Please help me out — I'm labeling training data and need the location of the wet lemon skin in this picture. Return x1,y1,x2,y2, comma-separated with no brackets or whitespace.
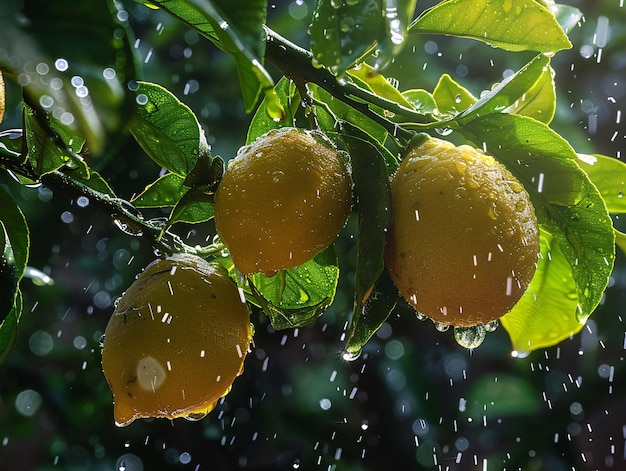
385,137,540,327
214,127,352,275
102,254,251,426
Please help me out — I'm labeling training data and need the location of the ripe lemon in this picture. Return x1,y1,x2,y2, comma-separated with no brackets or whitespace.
101,253,252,426
384,136,540,327
214,127,352,275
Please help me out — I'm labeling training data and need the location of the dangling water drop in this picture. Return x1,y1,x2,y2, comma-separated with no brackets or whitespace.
342,348,361,362
435,322,450,332
454,324,486,349
415,311,427,321
485,319,499,332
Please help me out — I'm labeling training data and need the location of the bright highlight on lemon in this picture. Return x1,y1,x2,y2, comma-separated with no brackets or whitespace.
214,127,352,276
101,254,252,426
385,136,540,327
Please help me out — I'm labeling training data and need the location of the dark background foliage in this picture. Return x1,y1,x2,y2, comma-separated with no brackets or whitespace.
1,1,625,470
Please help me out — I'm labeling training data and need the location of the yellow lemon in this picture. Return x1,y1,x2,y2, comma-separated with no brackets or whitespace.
214,127,352,275
385,136,540,327
101,253,252,426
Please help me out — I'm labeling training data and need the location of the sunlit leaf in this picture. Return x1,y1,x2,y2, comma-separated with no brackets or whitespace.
402,89,437,114
133,173,188,208
248,246,339,330
348,63,413,109
458,54,552,125
577,154,626,214
310,84,388,144
309,0,381,76
432,74,477,117
247,77,298,145
410,0,572,53
129,82,209,177
501,231,583,353
460,114,615,328
506,65,556,124
0,0,136,156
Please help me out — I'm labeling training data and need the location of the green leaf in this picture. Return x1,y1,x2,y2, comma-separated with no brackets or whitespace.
458,54,552,125
344,268,399,357
342,124,392,302
133,173,189,208
310,84,388,144
0,221,18,322
506,65,556,124
0,186,29,282
460,114,615,328
347,63,414,109
501,230,583,353
0,0,136,156
146,0,274,113
401,89,437,114
129,82,209,177
24,105,84,177
410,0,572,53
432,74,477,117
577,154,626,214
550,3,583,34
167,187,215,226
0,291,22,364
309,0,381,76
615,230,626,257
246,77,298,145
248,246,339,330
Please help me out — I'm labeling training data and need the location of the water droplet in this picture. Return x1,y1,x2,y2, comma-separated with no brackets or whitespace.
98,334,106,348
415,311,427,321
435,322,450,332
342,349,361,361
435,127,453,136
484,319,499,332
185,411,209,421
454,324,486,349
618,191,623,199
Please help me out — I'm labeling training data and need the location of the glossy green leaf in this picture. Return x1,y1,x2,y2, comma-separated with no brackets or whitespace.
460,114,615,332
310,84,388,144
309,0,381,76
402,89,437,114
501,231,583,353
248,246,339,330
348,65,413,110
344,268,399,357
550,3,583,34
0,291,22,364
133,173,188,208
167,187,214,226
129,82,209,177
506,65,556,124
410,0,572,53
146,0,274,113
0,0,136,156
615,230,626,257
577,154,626,214
0,221,18,322
24,105,84,177
458,54,552,125
246,77,298,145
0,186,29,282
432,74,477,117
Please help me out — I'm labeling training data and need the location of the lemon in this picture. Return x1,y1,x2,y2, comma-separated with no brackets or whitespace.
101,253,252,426
214,127,352,275
384,136,540,327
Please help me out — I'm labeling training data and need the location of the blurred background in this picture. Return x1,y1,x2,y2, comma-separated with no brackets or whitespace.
1,1,625,469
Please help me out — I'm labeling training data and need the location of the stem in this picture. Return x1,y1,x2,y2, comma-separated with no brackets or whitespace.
264,27,422,143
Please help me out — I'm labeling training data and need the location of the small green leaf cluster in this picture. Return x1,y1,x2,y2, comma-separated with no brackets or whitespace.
0,0,624,362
